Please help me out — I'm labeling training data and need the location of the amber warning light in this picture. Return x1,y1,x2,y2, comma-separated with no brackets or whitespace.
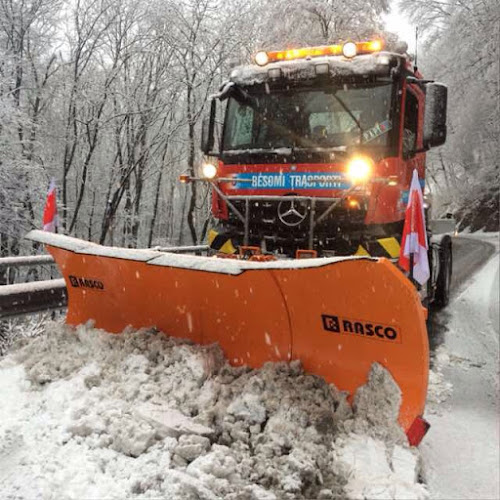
254,40,385,66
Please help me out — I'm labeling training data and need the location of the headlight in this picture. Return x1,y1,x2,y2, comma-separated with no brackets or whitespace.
201,162,217,179
342,42,357,58
346,157,373,184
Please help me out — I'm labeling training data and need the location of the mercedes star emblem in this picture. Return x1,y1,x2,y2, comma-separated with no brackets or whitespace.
277,198,308,227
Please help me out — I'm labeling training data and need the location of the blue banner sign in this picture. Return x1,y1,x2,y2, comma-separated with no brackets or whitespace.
233,172,351,190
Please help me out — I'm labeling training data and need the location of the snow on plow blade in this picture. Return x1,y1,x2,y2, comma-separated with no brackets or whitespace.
26,230,429,435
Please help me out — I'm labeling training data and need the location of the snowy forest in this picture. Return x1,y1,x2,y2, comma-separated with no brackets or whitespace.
0,0,498,260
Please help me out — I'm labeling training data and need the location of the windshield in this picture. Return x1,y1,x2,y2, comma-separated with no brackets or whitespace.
222,82,394,152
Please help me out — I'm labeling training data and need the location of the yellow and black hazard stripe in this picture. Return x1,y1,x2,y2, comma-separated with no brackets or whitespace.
355,237,401,259
208,229,237,254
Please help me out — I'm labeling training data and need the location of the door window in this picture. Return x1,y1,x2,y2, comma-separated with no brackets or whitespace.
403,89,418,157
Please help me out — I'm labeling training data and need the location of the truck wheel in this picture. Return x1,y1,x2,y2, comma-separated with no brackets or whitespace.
434,239,452,308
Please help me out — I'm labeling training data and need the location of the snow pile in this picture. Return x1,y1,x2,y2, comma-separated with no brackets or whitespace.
0,321,428,499
334,435,427,500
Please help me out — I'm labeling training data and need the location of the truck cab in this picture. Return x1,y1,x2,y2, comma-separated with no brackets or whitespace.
198,40,447,259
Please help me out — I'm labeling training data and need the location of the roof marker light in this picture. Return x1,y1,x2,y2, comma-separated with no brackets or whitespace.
342,42,357,58
315,63,329,75
369,39,383,51
377,55,391,65
253,40,385,66
255,51,269,66
268,67,282,79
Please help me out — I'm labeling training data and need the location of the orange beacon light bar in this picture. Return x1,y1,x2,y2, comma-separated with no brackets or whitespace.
254,39,385,66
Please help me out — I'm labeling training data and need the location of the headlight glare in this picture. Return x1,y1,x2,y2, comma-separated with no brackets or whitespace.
346,157,373,184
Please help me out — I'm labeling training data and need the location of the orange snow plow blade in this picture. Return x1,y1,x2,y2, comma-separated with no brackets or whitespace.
27,230,429,433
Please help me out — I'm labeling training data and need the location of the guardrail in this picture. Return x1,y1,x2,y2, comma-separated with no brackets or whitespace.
0,279,67,318
0,255,55,269
0,255,67,319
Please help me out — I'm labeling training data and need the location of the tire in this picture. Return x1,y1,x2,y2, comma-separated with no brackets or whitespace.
434,239,452,308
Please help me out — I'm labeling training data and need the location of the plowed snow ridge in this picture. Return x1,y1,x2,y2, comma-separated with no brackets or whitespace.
0,322,427,499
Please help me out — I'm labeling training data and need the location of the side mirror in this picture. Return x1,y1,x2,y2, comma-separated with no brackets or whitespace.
201,99,216,154
423,83,447,149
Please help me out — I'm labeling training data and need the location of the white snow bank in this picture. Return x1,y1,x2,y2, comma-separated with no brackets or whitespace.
334,434,428,500
0,321,427,499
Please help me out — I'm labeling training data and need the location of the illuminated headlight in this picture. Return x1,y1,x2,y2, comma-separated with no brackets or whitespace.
346,157,373,184
201,162,217,179
255,51,269,66
342,42,357,58
347,198,360,209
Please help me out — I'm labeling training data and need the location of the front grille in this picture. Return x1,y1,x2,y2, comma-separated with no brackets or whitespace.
227,199,366,234
221,198,366,255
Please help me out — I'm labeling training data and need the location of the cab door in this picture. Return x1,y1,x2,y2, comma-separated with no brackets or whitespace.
402,83,426,186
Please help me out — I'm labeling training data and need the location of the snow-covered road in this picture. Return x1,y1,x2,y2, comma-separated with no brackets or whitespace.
423,233,499,499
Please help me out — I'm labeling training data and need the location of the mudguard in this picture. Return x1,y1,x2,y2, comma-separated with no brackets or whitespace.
26,230,428,433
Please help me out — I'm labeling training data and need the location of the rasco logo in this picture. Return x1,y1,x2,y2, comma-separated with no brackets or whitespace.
321,314,401,343
68,275,104,290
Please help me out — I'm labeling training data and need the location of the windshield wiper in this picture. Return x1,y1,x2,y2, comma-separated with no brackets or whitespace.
330,92,364,145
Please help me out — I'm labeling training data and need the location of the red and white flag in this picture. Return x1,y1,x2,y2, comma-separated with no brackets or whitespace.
42,178,58,232
399,169,429,285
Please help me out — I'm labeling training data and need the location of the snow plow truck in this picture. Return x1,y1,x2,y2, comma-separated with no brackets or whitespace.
27,39,451,446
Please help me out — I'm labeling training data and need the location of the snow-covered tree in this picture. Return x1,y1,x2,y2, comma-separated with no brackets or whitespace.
400,0,499,230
